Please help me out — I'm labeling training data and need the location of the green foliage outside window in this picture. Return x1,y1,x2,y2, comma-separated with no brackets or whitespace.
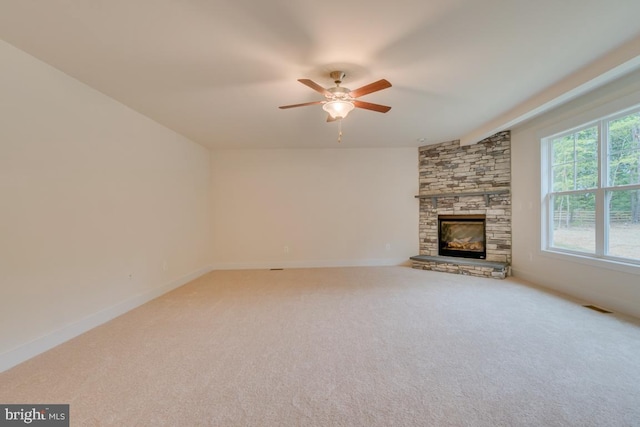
608,112,640,221
551,112,640,226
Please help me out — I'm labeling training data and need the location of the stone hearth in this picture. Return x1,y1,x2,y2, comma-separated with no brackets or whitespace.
412,131,511,279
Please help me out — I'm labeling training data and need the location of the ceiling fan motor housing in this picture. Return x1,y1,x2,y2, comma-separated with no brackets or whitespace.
327,86,351,100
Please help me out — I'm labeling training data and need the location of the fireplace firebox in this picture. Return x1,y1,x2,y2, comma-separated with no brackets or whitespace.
438,215,486,259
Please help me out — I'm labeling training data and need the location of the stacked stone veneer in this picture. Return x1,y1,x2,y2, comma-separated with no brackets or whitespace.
413,131,511,278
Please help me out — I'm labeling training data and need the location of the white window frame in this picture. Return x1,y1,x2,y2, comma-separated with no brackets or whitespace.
541,103,640,270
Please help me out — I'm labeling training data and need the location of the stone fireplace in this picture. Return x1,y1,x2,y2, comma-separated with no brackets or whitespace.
411,131,511,279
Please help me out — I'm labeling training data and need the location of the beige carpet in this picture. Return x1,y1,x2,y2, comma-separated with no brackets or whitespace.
1,267,640,426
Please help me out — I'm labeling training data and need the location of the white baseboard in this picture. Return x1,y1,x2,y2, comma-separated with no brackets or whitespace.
211,258,411,270
0,265,213,373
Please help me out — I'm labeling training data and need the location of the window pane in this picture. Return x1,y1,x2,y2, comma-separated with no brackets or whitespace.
551,193,595,253
608,111,640,187
552,135,574,165
607,189,640,260
551,127,598,191
552,164,572,192
552,135,575,191
575,128,598,189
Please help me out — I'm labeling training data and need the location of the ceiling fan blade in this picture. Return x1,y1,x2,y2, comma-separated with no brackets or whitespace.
298,79,331,96
353,100,391,113
349,79,392,98
279,100,324,109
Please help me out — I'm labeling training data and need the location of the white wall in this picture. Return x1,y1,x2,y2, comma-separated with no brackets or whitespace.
511,68,640,318
0,40,212,371
211,148,418,269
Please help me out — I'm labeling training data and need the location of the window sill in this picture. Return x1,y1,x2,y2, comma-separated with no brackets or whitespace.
541,248,640,276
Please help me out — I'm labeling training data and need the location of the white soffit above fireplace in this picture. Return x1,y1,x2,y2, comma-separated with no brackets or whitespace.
460,38,640,146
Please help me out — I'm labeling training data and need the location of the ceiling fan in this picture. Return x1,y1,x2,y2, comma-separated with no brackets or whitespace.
279,71,392,121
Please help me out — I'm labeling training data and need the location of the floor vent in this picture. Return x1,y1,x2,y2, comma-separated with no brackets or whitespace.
583,304,612,314
270,268,284,271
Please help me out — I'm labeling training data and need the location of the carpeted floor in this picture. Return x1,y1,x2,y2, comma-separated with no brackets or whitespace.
1,266,639,426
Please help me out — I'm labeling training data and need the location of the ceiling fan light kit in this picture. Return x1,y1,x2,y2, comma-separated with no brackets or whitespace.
322,99,355,119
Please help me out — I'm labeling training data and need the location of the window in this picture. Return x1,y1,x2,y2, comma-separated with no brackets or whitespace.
542,105,640,264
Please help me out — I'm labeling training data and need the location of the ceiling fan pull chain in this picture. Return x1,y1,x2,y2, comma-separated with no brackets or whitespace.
338,118,343,143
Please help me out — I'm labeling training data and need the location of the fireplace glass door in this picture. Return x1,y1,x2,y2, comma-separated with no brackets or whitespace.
438,215,486,259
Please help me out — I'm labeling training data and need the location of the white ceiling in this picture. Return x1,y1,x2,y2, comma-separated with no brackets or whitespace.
2,0,640,149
